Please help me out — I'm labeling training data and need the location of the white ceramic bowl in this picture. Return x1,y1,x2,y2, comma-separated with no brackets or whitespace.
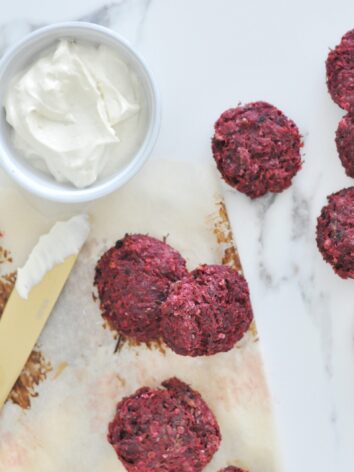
0,22,160,203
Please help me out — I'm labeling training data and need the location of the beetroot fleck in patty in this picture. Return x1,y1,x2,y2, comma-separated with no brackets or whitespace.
212,101,302,199
94,234,187,342
336,112,354,177
326,29,354,111
316,187,354,278
219,467,248,472
108,377,221,472
161,264,253,357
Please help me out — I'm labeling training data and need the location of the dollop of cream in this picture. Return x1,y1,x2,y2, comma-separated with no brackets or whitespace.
16,214,90,299
5,39,140,188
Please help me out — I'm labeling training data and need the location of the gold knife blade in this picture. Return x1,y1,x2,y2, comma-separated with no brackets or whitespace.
0,254,77,409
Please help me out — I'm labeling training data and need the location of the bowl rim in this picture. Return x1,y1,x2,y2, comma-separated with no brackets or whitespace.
0,21,161,203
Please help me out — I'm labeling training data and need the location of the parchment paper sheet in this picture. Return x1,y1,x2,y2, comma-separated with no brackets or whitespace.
0,160,281,472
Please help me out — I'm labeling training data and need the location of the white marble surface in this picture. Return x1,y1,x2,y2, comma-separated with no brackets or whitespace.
1,0,354,470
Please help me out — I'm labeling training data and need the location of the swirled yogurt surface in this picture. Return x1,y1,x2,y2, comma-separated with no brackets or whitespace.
5,39,141,188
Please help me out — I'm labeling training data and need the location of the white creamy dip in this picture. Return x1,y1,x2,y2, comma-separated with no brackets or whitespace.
5,39,140,188
16,214,90,299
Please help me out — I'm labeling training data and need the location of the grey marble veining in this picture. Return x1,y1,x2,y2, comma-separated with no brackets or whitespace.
0,0,153,56
81,0,153,44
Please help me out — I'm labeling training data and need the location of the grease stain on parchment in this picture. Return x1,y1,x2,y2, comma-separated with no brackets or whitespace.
52,361,69,380
210,200,242,272
209,199,258,339
0,232,52,409
9,351,52,410
0,237,16,316
102,319,167,355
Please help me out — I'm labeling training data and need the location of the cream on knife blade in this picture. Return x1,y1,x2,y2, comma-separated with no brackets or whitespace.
0,214,90,409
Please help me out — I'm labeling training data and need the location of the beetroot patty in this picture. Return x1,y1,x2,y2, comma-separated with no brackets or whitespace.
108,377,221,472
212,101,302,199
326,29,354,111
94,234,187,342
336,112,354,177
316,187,354,278
161,264,253,357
